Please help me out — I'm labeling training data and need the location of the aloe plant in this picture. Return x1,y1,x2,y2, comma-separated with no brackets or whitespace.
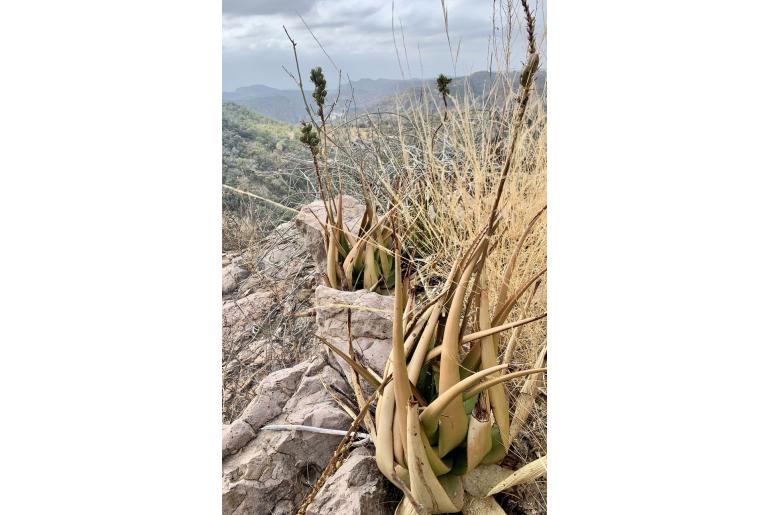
312,191,397,293
297,66,398,294
370,3,546,499
364,220,546,513
311,216,547,514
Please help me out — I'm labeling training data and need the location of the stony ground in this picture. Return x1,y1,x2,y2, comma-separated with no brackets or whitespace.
222,198,402,515
222,220,316,424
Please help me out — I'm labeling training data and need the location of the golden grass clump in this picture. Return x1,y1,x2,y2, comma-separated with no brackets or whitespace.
384,69,547,317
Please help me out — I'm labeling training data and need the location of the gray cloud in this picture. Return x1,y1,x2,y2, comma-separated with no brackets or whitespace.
223,0,316,16
223,0,546,91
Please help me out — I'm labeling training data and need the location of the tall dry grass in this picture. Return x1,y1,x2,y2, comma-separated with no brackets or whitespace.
240,1,548,510
297,57,549,515
374,71,548,512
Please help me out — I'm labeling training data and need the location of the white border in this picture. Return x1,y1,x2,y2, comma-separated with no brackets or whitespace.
2,1,770,513
549,1,770,512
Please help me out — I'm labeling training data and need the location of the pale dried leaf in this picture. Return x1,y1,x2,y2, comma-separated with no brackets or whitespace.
487,455,547,495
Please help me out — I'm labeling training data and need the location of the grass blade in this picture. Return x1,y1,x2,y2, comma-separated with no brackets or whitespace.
487,455,547,495
316,335,381,388
462,367,547,399
509,341,547,443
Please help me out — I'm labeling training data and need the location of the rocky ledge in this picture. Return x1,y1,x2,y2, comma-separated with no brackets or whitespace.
222,197,399,514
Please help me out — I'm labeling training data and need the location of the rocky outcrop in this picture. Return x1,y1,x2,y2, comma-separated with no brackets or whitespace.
222,291,275,347
222,361,309,457
223,254,250,295
222,197,400,515
314,285,394,391
305,447,398,515
222,356,356,515
222,218,316,423
254,220,312,280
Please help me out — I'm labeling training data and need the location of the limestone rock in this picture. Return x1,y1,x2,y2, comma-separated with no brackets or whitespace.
222,420,256,458
222,212,317,423
305,447,398,515
222,290,275,348
223,262,249,295
254,220,312,280
223,361,309,457
239,361,308,430
222,356,358,515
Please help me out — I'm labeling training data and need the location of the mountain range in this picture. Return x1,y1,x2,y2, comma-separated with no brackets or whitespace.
223,71,545,124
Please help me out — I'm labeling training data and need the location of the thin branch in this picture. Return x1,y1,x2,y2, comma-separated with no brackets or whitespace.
260,424,370,442
282,26,320,131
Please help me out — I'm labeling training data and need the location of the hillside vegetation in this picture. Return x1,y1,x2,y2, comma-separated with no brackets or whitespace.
222,102,314,249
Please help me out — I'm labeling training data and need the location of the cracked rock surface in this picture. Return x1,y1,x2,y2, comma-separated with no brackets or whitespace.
305,447,399,515
222,212,316,423
222,356,354,515
223,260,249,295
223,197,399,515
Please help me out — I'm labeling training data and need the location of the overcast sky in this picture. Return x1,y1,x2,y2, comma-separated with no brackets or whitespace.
223,0,546,92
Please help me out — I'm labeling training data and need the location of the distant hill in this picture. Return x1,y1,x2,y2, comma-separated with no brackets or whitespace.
366,70,547,111
223,86,308,124
224,71,545,124
223,77,424,124
461,70,546,98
